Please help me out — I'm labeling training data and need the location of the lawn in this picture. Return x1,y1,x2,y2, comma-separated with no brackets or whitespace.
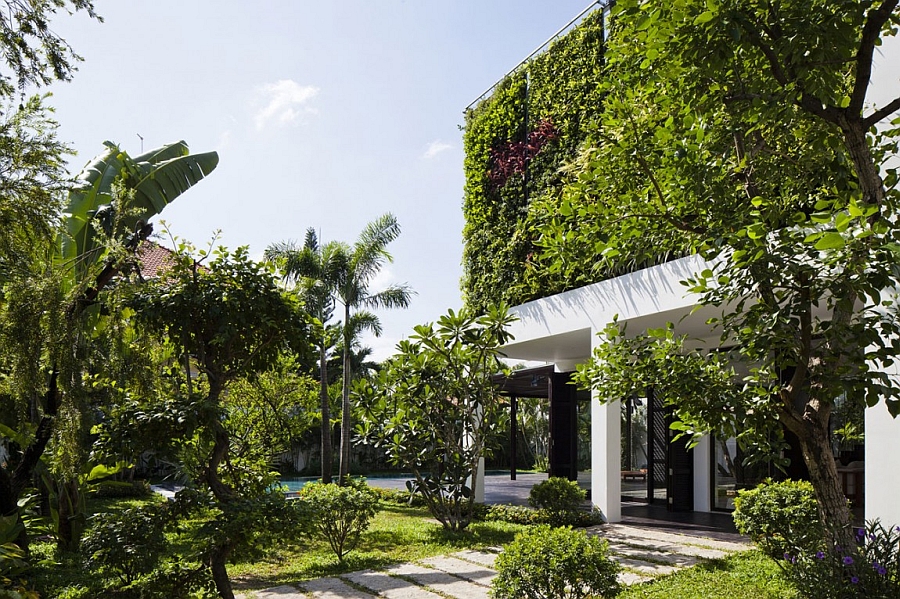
27,493,798,599
619,551,797,599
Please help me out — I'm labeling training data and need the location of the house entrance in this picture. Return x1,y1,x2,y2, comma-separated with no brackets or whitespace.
622,390,693,511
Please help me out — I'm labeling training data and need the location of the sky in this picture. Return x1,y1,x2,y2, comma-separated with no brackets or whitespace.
45,0,599,360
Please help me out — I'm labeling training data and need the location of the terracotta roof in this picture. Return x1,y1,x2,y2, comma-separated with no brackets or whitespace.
136,241,177,279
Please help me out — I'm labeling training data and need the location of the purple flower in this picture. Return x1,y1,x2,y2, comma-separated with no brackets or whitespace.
783,552,792,562
816,551,825,560
843,556,854,565
875,564,887,576
851,576,859,584
857,528,865,538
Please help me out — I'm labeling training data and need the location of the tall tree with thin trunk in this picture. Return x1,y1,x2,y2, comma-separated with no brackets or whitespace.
266,229,348,483
336,214,413,485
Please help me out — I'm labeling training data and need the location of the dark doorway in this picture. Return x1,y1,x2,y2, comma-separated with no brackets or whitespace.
494,366,583,483
548,372,578,480
622,389,693,511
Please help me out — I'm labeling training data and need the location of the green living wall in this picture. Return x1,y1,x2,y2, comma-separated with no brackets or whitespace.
462,8,687,313
462,10,609,313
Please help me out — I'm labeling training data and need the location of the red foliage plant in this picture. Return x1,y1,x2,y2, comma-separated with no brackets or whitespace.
488,118,558,190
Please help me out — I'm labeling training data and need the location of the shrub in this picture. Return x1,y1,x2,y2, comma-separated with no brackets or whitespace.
782,520,900,598
94,480,152,498
732,479,822,560
131,560,218,599
82,505,168,585
366,486,427,508
298,479,379,561
480,504,604,528
491,525,621,599
528,477,587,526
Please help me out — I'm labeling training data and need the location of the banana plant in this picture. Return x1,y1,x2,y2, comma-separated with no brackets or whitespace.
0,140,218,553
59,140,219,280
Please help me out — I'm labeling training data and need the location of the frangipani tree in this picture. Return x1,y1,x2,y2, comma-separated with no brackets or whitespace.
356,306,515,531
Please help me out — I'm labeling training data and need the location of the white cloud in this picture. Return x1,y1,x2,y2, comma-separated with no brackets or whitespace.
253,80,320,130
422,140,452,159
368,266,394,293
216,130,232,151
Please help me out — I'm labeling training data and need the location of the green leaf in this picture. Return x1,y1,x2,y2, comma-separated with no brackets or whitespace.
813,232,845,250
694,11,715,24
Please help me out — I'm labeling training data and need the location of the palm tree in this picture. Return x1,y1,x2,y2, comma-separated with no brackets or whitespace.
266,229,348,483
336,213,413,484
267,214,413,485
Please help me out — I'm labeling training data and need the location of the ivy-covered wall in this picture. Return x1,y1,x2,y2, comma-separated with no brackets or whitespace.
462,10,608,313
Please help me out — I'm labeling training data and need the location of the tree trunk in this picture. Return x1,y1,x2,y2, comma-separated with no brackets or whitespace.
339,306,352,486
56,478,83,554
786,406,855,549
319,344,332,484
209,543,235,599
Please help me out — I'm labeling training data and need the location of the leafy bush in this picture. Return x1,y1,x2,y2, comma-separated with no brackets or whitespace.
782,520,900,598
366,486,427,508
528,477,587,526
733,479,822,560
82,505,168,585
491,525,621,599
94,480,152,499
131,560,217,599
480,504,604,528
298,479,379,561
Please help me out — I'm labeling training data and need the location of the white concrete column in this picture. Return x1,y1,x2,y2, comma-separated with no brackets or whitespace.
592,393,621,522
473,457,485,503
692,435,712,512
866,402,900,527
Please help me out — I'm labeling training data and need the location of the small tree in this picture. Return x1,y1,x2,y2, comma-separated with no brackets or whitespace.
357,305,515,531
128,241,309,599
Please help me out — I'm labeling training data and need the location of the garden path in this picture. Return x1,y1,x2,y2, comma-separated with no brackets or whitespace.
235,522,751,598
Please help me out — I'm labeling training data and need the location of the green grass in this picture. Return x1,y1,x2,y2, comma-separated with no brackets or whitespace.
229,503,527,590
26,494,800,599
27,498,528,596
619,550,798,599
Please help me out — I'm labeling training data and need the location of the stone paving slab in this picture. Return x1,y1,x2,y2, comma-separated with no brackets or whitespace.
451,549,498,568
252,585,308,598
617,571,653,586
611,556,681,577
420,555,496,587
387,563,491,599
607,542,702,567
343,569,444,599
301,577,377,598
599,524,750,552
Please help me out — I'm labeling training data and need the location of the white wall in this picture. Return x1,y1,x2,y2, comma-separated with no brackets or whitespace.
866,358,900,527
693,436,712,512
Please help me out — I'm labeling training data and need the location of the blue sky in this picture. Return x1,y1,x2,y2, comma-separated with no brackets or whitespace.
48,0,598,359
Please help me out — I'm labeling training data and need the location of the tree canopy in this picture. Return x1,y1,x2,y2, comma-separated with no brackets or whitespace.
533,0,900,545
